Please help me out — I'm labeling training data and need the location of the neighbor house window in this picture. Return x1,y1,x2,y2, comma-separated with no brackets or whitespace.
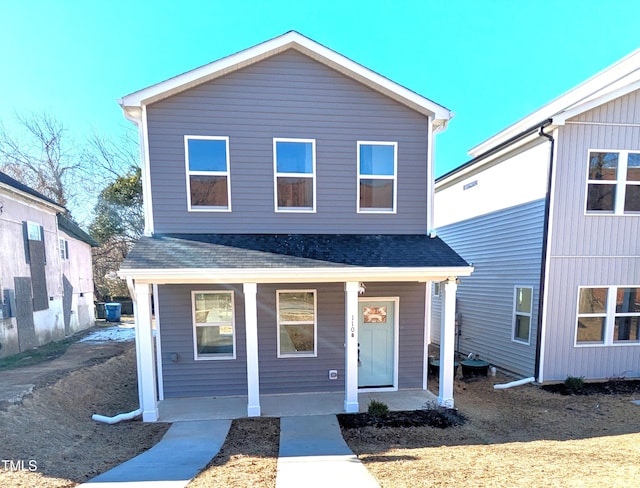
273,138,315,212
27,221,42,241
185,136,231,211
277,290,317,357
513,287,533,343
357,141,397,212
433,282,441,297
576,286,640,345
586,150,640,214
192,291,235,359
59,238,69,261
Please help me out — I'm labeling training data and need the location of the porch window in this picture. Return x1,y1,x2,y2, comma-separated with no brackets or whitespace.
576,286,639,345
192,291,236,359
513,287,532,344
273,139,315,212
277,290,317,357
357,141,397,213
185,136,231,211
586,150,640,214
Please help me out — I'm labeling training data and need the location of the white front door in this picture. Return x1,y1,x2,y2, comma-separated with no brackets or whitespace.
358,300,395,388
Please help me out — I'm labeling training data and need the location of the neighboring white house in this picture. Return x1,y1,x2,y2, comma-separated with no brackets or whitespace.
0,171,97,358
433,49,640,382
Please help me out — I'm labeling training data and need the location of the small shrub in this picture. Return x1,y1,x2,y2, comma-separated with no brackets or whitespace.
564,375,585,392
367,398,389,416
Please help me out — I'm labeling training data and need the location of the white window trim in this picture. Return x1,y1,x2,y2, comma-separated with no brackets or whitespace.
585,149,640,216
273,138,316,213
575,285,640,347
512,286,533,345
357,141,398,214
27,221,42,241
184,135,232,212
192,290,237,360
276,289,317,358
59,238,69,261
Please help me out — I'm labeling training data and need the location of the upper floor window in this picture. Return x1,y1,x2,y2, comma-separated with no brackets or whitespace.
185,136,231,211
513,287,533,344
357,141,397,213
273,138,315,212
586,150,640,214
27,221,42,241
576,286,639,345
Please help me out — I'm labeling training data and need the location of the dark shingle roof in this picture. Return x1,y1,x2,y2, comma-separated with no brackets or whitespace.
121,234,469,270
57,214,99,247
0,170,63,208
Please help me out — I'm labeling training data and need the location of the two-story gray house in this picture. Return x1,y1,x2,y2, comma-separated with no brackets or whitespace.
433,49,640,382
118,32,472,421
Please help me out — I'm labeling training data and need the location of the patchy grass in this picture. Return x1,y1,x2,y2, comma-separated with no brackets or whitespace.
0,336,78,371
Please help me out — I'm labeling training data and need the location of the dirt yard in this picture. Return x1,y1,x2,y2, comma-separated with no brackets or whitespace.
0,342,168,487
1,339,639,487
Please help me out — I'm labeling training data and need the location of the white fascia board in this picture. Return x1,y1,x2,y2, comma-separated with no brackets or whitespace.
118,266,474,285
118,31,452,126
469,50,640,157
436,129,551,191
0,184,65,214
554,76,640,125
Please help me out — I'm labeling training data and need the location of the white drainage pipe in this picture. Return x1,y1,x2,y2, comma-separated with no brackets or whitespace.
493,377,535,390
92,408,142,424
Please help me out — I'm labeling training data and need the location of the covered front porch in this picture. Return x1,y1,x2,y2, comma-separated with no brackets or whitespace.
158,389,438,422
121,234,473,422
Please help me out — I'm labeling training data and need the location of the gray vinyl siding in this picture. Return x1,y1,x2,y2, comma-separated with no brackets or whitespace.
432,200,545,377
158,284,248,398
257,283,345,394
146,50,430,234
159,281,427,397
541,90,640,380
551,91,640,258
541,258,640,381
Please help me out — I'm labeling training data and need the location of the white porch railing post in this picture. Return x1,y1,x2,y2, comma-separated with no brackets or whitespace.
134,282,158,421
344,281,359,413
438,278,457,408
244,282,261,417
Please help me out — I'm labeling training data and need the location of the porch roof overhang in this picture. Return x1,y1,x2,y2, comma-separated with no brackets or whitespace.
119,233,473,284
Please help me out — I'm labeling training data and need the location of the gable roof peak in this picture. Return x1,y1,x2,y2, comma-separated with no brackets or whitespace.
119,31,452,127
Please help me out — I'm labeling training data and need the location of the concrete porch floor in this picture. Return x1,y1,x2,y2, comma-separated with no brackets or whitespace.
158,389,438,422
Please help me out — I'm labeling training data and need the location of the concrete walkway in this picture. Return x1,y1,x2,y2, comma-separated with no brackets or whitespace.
80,419,231,487
276,415,379,487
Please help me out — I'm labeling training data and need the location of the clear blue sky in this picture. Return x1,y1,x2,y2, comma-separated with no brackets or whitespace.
2,0,639,176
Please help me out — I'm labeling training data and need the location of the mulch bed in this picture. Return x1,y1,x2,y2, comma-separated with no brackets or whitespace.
338,408,465,429
541,379,640,395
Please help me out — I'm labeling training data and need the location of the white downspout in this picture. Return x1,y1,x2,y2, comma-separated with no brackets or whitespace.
92,277,144,424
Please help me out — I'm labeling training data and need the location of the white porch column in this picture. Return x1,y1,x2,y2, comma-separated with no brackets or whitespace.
344,281,359,413
134,282,158,421
243,283,261,417
438,278,457,408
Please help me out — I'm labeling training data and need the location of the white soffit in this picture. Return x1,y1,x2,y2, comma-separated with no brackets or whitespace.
469,48,640,158
118,31,452,125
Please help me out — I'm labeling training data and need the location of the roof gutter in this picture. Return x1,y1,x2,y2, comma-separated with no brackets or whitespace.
437,118,553,184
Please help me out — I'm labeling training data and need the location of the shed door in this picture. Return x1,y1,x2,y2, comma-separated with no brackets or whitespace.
358,300,395,388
